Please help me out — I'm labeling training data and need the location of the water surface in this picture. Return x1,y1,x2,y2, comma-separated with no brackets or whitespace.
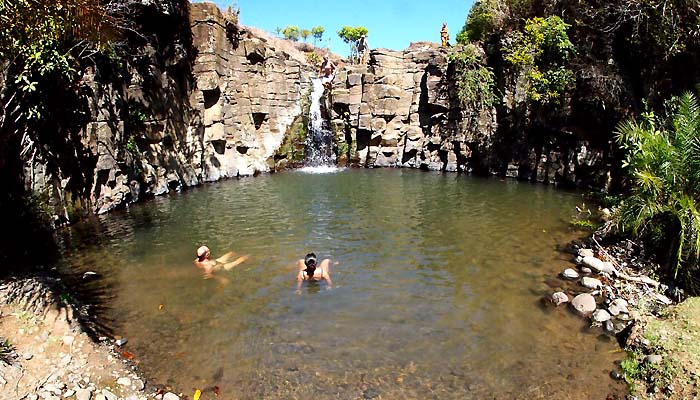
57,169,625,399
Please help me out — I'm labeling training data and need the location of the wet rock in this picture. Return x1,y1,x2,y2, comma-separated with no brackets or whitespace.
592,309,611,322
82,271,98,279
561,268,579,280
645,354,663,364
604,320,614,332
571,293,596,316
610,370,624,380
581,277,602,289
551,292,569,306
578,248,595,258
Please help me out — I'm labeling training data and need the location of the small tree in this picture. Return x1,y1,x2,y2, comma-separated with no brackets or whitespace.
301,29,311,42
282,25,300,41
275,27,282,37
337,26,368,62
311,26,325,45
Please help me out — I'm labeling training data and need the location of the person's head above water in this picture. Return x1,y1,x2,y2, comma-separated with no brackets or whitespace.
196,245,210,261
304,252,317,269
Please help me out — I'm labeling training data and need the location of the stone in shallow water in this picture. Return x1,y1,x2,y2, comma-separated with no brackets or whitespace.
592,309,611,322
561,268,579,280
604,320,614,332
551,292,569,306
571,293,596,316
163,392,180,400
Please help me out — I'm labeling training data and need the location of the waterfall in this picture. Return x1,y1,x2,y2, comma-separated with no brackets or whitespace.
303,78,336,169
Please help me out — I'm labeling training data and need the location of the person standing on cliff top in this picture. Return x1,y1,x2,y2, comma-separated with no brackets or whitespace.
319,53,337,90
194,245,249,278
440,22,449,46
357,34,369,65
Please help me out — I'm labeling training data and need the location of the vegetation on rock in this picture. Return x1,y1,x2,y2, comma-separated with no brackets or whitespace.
447,44,497,111
501,16,575,104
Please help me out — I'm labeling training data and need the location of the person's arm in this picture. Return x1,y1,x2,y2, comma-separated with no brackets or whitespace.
222,255,249,271
296,259,305,293
216,251,236,263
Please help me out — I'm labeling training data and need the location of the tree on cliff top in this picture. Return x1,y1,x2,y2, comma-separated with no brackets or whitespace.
337,26,368,62
312,26,325,45
282,26,301,41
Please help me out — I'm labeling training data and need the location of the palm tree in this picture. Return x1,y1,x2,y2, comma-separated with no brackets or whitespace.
614,91,700,290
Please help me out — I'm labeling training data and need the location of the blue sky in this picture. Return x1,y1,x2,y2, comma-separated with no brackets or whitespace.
195,0,476,57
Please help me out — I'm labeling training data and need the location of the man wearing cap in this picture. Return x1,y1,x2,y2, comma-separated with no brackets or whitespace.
194,245,248,277
296,252,332,292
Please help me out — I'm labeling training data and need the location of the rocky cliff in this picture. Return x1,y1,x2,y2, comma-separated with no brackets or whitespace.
14,1,617,224
329,45,496,173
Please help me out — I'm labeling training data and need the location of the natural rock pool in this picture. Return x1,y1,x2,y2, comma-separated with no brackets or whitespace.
57,169,626,399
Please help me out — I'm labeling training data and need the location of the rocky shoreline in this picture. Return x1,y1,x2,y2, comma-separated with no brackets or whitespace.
0,277,185,400
544,232,692,398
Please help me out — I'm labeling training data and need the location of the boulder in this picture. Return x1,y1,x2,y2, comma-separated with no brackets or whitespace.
571,293,597,316
580,277,603,289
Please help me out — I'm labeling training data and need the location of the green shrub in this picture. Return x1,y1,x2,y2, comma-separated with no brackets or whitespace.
457,0,498,44
447,44,497,110
613,91,700,291
502,16,576,104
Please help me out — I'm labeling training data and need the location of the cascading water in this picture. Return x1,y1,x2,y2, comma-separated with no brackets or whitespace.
302,78,337,170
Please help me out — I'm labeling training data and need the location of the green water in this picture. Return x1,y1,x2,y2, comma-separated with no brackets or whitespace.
57,169,625,399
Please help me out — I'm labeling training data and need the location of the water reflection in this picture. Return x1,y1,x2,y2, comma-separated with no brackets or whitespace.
56,169,625,399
